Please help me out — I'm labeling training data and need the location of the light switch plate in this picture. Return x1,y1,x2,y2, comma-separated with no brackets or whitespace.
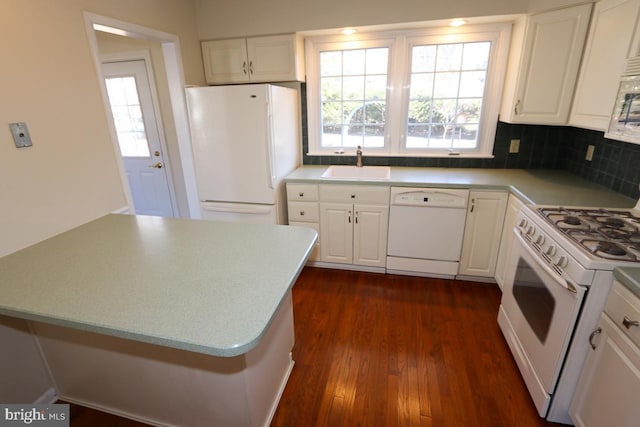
509,139,520,153
586,144,595,161
9,122,32,148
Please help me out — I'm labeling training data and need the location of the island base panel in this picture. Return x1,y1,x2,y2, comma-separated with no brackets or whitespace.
32,292,295,427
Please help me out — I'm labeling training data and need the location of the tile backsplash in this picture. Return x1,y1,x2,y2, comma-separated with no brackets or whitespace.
300,83,639,200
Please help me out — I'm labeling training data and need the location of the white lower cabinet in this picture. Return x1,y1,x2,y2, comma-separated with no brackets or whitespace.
495,194,526,290
570,280,640,426
286,183,320,262
319,185,389,270
458,191,508,279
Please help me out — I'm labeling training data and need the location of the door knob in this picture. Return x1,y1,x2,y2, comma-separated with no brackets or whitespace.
148,162,163,169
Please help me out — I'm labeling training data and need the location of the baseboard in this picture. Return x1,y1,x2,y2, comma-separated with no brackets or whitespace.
307,261,386,274
111,206,131,215
34,387,58,404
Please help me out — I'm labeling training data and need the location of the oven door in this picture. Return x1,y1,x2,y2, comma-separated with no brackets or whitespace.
498,229,586,416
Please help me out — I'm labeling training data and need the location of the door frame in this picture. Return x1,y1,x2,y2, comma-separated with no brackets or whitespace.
83,12,200,218
101,51,179,216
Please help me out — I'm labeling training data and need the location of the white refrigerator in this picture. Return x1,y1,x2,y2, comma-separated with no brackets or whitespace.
186,84,300,224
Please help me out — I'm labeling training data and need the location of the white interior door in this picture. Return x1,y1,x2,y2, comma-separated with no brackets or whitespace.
102,59,175,217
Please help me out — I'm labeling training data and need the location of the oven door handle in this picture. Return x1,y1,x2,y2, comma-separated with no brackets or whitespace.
515,229,580,295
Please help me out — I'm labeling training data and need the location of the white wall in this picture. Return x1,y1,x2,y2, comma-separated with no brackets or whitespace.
194,0,530,39
0,0,204,258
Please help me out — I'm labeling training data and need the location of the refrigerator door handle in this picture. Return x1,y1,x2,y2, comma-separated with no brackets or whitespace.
265,101,276,189
202,204,273,215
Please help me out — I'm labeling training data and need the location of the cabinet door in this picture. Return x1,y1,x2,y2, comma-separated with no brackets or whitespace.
570,0,640,130
320,203,353,264
353,204,388,268
246,35,302,82
495,195,526,290
501,4,592,124
459,191,508,278
570,314,640,427
201,39,250,84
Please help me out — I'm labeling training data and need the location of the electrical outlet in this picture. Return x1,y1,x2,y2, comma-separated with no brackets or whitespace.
586,145,595,161
509,139,520,153
9,122,32,148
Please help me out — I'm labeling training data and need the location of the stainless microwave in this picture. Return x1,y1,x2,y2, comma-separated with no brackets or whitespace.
606,57,640,144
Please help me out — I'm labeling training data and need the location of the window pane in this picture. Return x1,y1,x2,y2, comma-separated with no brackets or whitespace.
459,71,486,98
320,51,342,76
343,76,365,100
410,73,434,99
433,72,460,98
105,76,150,158
436,44,463,71
411,45,436,72
462,42,491,70
365,75,387,100
343,50,365,75
321,77,342,100
366,48,389,74
319,47,389,149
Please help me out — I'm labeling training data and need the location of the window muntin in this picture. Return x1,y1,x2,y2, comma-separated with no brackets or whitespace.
305,24,510,157
406,42,490,150
319,47,389,149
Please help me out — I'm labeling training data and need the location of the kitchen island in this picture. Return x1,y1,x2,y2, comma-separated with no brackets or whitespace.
0,214,317,426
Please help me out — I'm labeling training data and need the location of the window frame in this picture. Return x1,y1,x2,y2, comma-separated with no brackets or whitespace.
305,23,512,158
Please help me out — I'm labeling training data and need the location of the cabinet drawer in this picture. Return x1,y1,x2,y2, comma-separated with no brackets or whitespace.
288,202,319,222
319,184,390,204
287,184,319,201
605,280,640,348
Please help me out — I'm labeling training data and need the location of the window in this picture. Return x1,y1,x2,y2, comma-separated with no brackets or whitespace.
305,24,511,157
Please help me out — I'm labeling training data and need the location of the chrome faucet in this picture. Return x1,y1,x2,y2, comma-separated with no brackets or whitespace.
356,145,363,168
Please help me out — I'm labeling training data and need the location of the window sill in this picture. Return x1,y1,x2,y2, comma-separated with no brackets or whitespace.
306,152,495,159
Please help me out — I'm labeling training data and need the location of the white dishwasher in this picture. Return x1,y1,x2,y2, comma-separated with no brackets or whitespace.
386,187,469,278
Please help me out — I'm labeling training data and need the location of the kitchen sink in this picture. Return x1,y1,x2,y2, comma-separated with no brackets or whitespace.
321,165,391,180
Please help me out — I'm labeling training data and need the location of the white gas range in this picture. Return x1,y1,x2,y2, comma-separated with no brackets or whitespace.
498,200,640,424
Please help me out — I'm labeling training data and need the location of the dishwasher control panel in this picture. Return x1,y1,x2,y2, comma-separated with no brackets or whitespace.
390,187,469,208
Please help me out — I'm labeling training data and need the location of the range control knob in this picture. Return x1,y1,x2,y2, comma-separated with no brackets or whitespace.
526,225,536,236
545,245,557,257
518,218,528,228
535,235,545,246
556,255,569,269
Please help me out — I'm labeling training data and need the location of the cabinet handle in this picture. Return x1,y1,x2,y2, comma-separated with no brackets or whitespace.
355,211,358,224
351,194,356,199
622,316,640,329
589,327,602,350
348,210,352,223
514,99,520,115
299,192,304,197
470,198,475,213
249,60,254,75
299,211,305,216
242,61,247,75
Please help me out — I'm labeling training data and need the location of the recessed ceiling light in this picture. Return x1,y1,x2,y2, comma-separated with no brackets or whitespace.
341,28,356,35
449,19,467,27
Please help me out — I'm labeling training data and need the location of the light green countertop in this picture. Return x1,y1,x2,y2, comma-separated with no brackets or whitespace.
614,268,640,299
0,214,317,357
285,166,636,208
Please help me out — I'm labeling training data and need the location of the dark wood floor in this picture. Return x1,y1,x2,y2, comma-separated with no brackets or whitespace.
65,267,564,426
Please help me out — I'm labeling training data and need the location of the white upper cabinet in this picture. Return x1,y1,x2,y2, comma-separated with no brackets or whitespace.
500,4,592,125
570,0,640,130
202,34,305,85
